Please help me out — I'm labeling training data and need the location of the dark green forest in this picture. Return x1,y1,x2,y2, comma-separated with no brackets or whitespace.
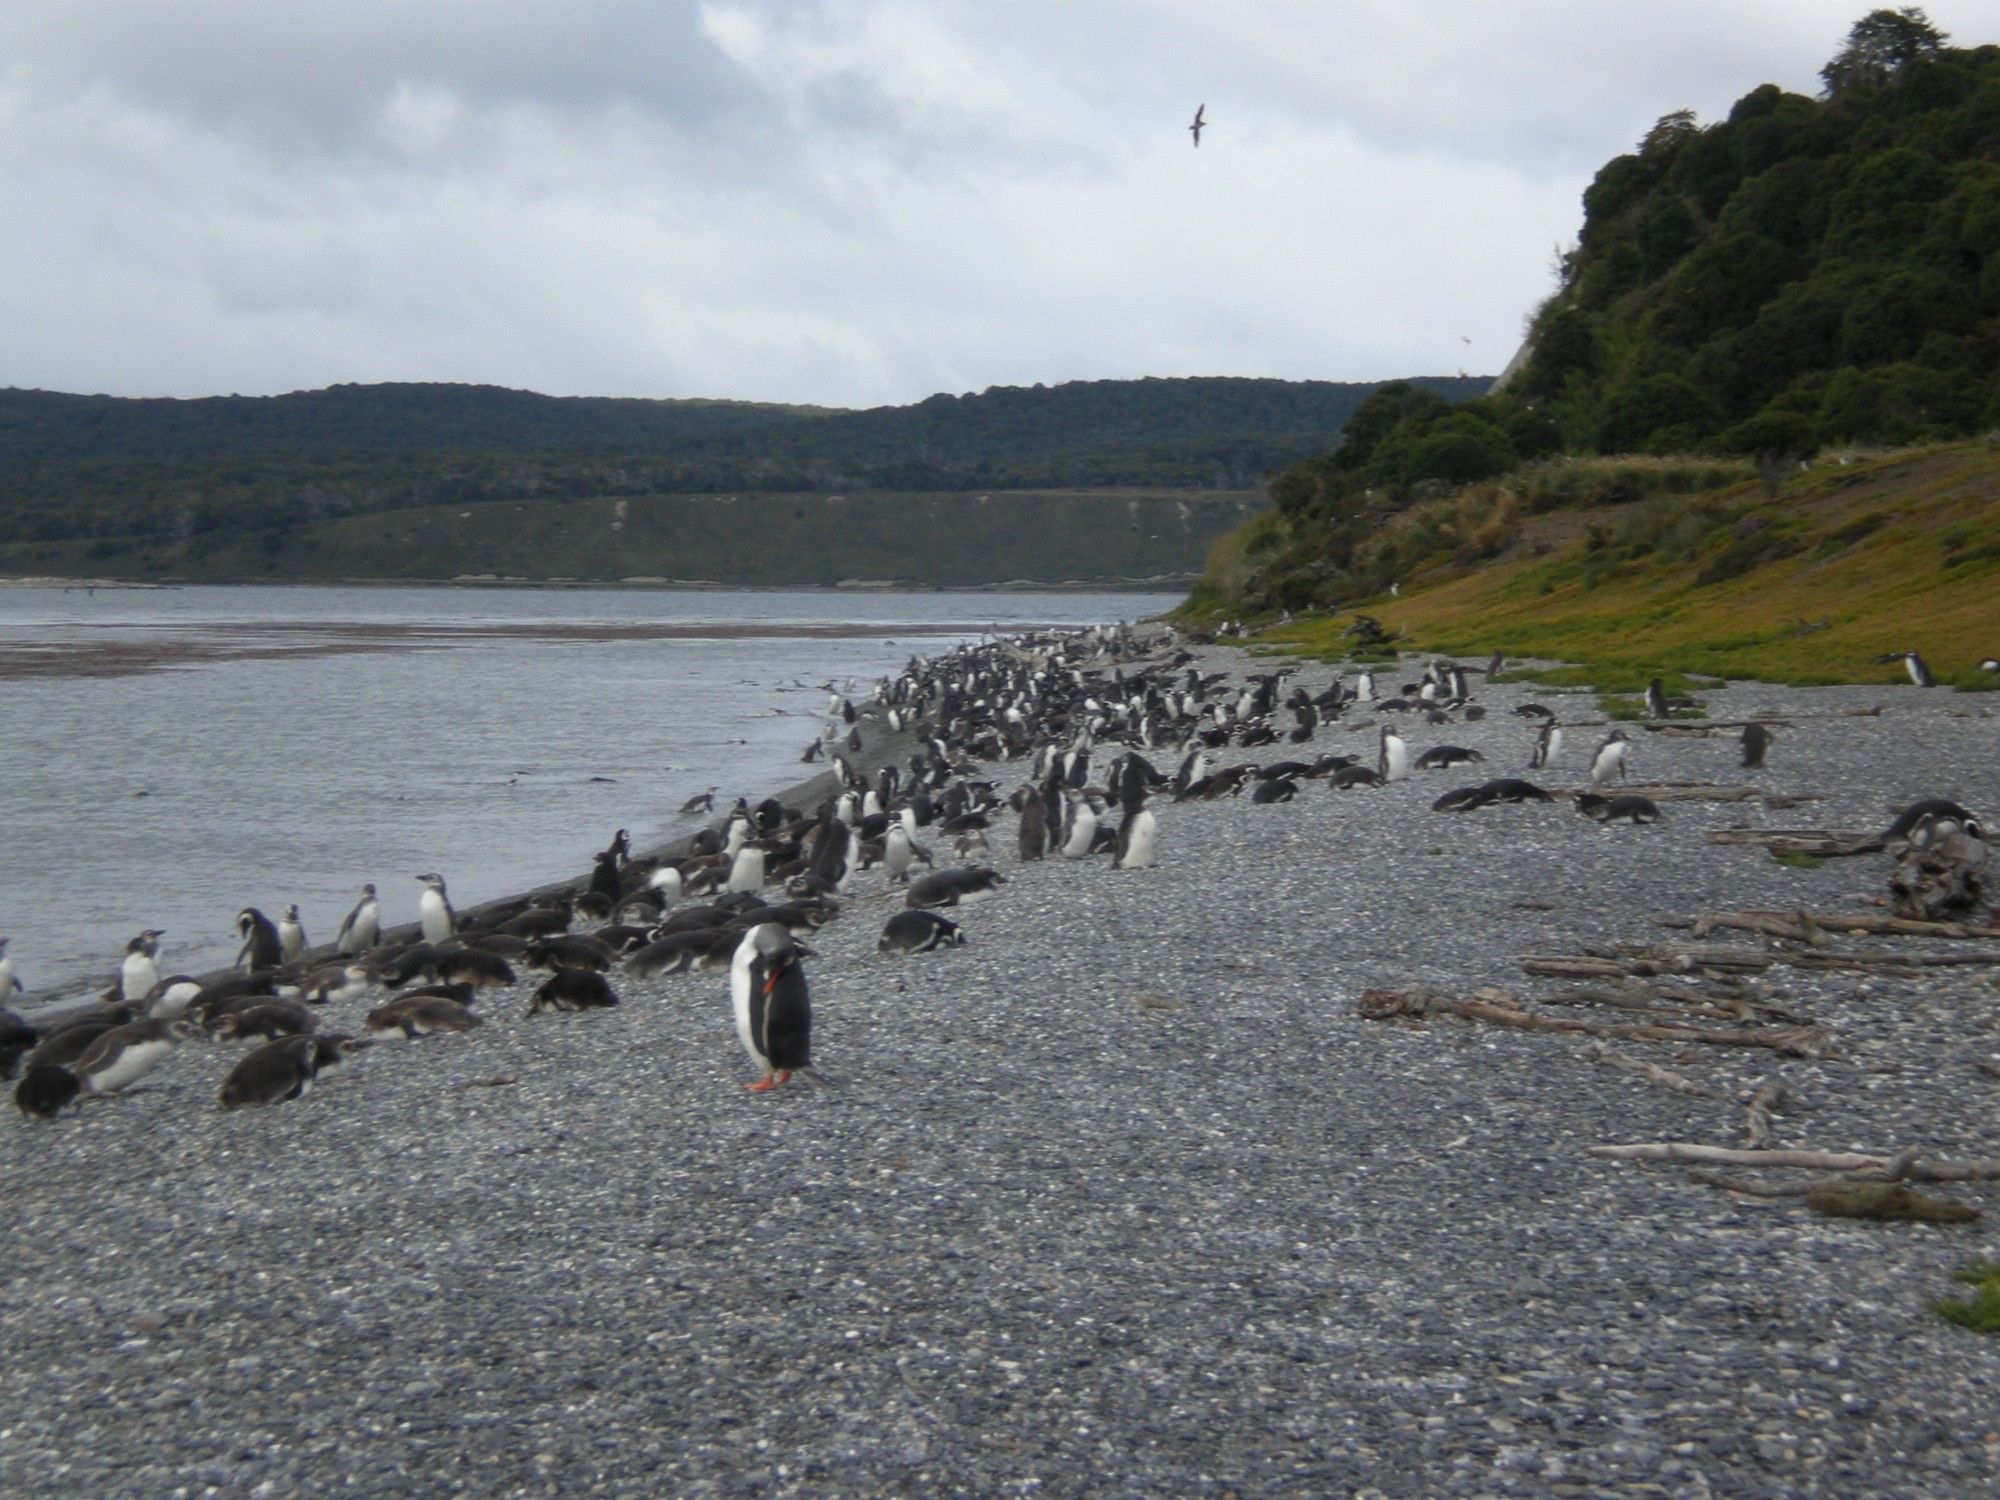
1240,8,2000,610
0,375,1485,560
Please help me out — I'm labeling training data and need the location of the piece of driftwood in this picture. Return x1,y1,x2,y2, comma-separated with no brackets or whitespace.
1785,949,2000,971
1706,828,1886,858
1691,909,1833,946
1522,946,1772,979
1743,1078,1787,1149
1588,1141,2000,1182
1577,1040,1721,1097
1891,834,1990,923
1357,987,1834,1057
1543,982,1812,1028
1686,1168,1824,1197
1556,782,1761,803
1806,1182,1980,1223
1698,909,1995,940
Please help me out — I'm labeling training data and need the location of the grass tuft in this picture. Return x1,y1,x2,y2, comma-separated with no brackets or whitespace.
1936,1261,2000,1333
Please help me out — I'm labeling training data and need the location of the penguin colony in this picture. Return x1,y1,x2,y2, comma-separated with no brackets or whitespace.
3,625,1989,1121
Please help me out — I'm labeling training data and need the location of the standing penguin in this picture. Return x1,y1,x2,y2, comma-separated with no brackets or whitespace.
1379,725,1410,783
1112,798,1158,870
1017,786,1048,861
336,884,380,955
883,823,916,885
278,905,307,964
1059,790,1098,858
1589,728,1633,785
1644,678,1669,720
416,874,455,944
1741,721,1772,770
1903,650,1936,687
725,844,766,894
0,938,22,1001
236,908,283,972
730,922,812,1092
119,930,164,1004
1530,720,1563,771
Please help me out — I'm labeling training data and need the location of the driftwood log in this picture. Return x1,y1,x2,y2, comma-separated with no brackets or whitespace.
1587,1141,2000,1182
1356,987,1836,1058
1694,909,1997,941
1706,828,1886,858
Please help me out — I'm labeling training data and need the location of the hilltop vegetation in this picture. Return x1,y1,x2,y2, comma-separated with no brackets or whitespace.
0,376,1484,577
1205,8,2000,658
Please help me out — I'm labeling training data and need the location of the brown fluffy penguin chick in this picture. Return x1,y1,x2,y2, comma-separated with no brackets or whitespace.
525,969,619,1014
218,1033,368,1109
364,995,483,1040
210,1002,319,1043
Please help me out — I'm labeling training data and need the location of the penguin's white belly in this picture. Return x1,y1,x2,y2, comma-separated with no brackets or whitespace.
83,1039,174,1094
419,893,452,943
120,956,158,1001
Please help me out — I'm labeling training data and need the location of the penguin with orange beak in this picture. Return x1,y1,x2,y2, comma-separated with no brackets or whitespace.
730,922,811,1092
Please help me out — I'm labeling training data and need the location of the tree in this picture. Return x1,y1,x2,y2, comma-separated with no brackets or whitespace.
1821,8,1948,98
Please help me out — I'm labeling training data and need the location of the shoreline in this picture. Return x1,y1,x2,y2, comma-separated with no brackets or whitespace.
0,575,1197,593
5,630,1999,1494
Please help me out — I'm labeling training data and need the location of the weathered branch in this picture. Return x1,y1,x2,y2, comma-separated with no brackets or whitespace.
1577,1040,1721,1097
1697,909,1995,941
1357,987,1834,1057
1743,1079,1786,1149
1706,828,1886,858
1589,1141,2000,1182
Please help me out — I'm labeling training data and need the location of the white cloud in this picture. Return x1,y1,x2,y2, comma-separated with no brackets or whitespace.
2,1,1997,406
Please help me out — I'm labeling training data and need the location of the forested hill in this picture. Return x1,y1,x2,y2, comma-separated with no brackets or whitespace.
1510,9,2000,454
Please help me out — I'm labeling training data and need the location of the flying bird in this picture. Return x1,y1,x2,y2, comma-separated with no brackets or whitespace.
1189,104,1206,148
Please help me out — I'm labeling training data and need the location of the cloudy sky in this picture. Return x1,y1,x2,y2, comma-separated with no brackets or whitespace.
2,1,1995,409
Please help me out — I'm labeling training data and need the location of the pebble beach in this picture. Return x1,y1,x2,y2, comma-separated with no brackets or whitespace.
4,637,1999,1499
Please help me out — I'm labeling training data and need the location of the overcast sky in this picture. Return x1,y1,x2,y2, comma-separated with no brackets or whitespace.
2,1,1996,409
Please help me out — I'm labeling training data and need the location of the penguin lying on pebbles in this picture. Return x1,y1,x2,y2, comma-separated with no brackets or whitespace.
73,1017,199,1096
0,1006,36,1079
1576,793,1662,824
527,969,619,1014
732,923,812,1092
210,1002,318,1042
879,910,966,953
625,929,738,978
367,995,483,1038
1881,798,1982,844
218,1034,367,1109
15,1063,81,1119
1415,746,1484,770
435,950,517,989
905,867,1006,908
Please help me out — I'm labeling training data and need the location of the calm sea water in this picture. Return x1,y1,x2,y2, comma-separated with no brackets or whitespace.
0,586,1176,1002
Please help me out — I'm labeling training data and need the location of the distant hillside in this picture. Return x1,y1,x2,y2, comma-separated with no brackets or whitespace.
0,489,1262,589
0,375,1486,580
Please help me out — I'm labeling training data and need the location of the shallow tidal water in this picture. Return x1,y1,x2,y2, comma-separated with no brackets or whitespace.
0,585,1173,1000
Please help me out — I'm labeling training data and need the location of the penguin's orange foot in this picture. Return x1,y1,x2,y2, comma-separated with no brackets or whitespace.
745,1075,777,1092
774,1069,792,1088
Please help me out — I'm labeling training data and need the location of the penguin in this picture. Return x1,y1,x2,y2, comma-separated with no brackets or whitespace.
1981,657,2000,675
1113,801,1158,869
0,938,22,1001
1251,778,1298,804
589,851,624,908
726,845,766,894
878,910,967,953
1432,786,1491,813
235,908,283,972
1588,729,1632,785
1474,778,1553,804
883,823,916,885
434,949,517,990
217,1033,366,1110
648,865,686,904
1741,722,1772,770
416,874,455,943
1354,669,1376,703
526,969,620,1014
72,1017,198,1096
1576,793,1662,824
278,905,307,964
210,1002,319,1042
904,867,1007,908
1644,678,1669,720
1485,650,1505,678
1378,725,1410,783
1881,798,1981,844
1414,746,1484,770
1529,721,1562,770
522,935,615,973
336,884,380,955
731,922,812,1092
1902,650,1936,687
681,787,718,816
624,928,737,978
300,962,372,1006
118,930,164,1004
14,1063,81,1119
366,994,483,1038
1059,790,1098,858
1331,764,1384,789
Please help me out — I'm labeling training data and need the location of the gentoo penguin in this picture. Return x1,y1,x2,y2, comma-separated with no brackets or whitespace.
278,905,307,964
119,930,164,1005
217,1033,366,1110
1901,650,1936,687
879,910,967,953
1059,790,1099,858
1414,745,1484,770
0,1005,35,1079
416,874,455,943
1741,722,1772,770
731,923,812,1092
1644,678,1669,720
0,938,21,1001
1112,800,1158,869
236,908,283,972
1432,786,1491,813
300,962,372,1006
526,969,620,1014
681,787,718,816
336,884,380,955
1530,720,1563,770
883,823,916,885
1378,725,1410,783
1882,798,1982,844
1588,729,1632,785
1476,778,1554,804
72,1017,199,1096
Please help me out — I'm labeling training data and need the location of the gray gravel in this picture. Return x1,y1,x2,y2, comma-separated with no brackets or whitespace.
5,651,2000,1498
